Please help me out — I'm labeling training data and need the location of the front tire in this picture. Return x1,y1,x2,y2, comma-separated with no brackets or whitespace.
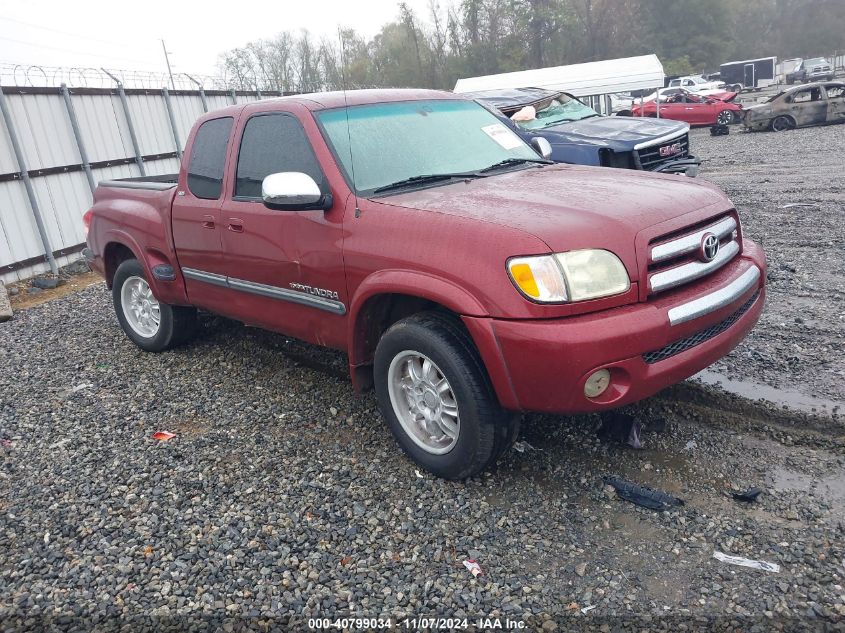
717,110,735,125
374,312,514,479
112,259,196,352
770,115,794,132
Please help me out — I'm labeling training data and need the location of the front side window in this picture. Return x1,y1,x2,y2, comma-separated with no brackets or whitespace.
187,117,233,200
317,99,538,195
235,114,324,199
792,88,822,103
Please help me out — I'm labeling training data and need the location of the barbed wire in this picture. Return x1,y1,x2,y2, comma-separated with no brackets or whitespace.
0,63,230,90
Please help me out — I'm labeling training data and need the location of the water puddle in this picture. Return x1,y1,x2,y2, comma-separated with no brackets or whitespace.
770,466,845,519
691,369,844,416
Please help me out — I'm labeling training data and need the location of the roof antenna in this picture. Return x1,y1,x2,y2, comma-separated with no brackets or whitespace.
338,27,361,219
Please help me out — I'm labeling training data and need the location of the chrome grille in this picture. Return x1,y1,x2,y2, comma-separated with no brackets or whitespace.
648,215,739,295
643,290,759,363
637,133,690,171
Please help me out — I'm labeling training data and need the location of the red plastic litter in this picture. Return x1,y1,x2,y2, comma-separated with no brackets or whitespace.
151,431,176,441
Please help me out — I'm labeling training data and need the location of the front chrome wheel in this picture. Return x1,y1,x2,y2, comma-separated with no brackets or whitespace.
120,276,160,338
387,350,460,455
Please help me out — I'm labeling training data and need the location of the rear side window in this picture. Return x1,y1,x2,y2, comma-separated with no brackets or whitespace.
187,117,233,200
235,114,324,199
827,85,845,100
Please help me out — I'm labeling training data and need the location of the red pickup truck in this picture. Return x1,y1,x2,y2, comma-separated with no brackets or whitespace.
83,89,766,479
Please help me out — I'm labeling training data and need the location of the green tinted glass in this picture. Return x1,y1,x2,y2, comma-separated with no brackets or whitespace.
317,99,537,194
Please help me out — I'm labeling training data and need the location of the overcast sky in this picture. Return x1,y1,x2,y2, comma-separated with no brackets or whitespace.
0,0,435,77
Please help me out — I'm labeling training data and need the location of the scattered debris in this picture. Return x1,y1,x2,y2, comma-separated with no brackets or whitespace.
71,383,93,393
43,531,50,545
780,202,818,209
713,550,780,573
31,277,61,290
684,440,698,451
414,469,424,478
513,440,539,453
329,406,338,416
580,605,597,614
710,123,729,136
575,562,587,577
597,412,642,449
151,431,176,441
732,487,764,503
1,438,12,449
602,476,685,512
462,559,483,577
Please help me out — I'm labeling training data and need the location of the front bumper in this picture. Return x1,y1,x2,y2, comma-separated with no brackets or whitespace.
650,155,701,177
466,240,765,414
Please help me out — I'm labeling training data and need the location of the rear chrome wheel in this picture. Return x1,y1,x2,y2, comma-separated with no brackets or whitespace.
120,276,161,338
112,259,197,352
387,351,460,455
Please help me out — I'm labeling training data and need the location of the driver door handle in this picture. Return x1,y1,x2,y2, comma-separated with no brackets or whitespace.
201,214,215,229
227,218,244,233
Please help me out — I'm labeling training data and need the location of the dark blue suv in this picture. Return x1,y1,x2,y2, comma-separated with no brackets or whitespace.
465,87,701,176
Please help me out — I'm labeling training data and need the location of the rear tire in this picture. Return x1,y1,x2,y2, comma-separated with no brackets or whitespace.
112,259,197,352
770,115,794,132
374,312,516,480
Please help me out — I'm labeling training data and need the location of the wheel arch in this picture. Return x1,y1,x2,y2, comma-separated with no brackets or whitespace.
346,271,518,409
102,230,189,305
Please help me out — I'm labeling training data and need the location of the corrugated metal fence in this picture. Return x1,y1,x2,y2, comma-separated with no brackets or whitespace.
0,84,286,283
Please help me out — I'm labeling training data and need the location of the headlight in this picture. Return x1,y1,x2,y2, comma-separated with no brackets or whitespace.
508,249,630,303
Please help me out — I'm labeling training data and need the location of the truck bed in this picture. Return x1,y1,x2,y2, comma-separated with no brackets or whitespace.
98,174,178,191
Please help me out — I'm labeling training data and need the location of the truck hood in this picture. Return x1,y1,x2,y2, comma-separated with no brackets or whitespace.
381,164,729,256
534,116,689,149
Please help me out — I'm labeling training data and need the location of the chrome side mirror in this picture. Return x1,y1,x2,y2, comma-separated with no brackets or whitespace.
530,137,553,160
261,172,331,211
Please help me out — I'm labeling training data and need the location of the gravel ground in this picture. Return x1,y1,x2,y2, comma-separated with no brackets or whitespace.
691,122,845,404
2,123,845,630
2,284,845,631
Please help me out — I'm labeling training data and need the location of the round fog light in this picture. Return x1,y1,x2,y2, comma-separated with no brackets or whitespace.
584,369,611,399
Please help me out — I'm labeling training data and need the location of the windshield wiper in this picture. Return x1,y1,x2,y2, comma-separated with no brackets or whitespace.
372,172,485,195
479,157,553,173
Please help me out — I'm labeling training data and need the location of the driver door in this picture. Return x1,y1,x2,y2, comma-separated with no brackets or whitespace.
218,108,349,348
789,88,828,126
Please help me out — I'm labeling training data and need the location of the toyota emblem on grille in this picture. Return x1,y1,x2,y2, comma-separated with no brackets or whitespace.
700,233,720,262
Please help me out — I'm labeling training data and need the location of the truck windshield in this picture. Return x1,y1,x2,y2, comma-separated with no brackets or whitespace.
317,99,539,196
512,95,600,130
